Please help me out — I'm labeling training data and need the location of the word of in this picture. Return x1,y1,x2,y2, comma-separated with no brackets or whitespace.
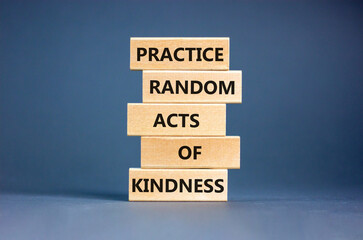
178,146,202,160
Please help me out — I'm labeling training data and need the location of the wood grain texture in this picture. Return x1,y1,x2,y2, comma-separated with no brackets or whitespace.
141,136,240,169
127,103,226,136
130,37,229,70
129,168,228,201
143,70,242,103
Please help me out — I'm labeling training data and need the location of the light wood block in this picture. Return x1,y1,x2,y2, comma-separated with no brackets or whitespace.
127,104,226,136
141,136,240,169
130,37,229,70
143,70,242,103
129,168,228,201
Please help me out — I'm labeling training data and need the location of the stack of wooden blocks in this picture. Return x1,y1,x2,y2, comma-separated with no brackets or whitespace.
127,37,242,201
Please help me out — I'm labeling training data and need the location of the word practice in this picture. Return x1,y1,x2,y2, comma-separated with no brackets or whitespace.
130,38,229,70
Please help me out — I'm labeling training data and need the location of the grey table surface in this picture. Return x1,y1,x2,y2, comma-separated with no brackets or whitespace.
1,191,362,240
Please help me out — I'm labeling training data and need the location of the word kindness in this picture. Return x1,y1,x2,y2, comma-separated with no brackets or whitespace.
132,178,225,193
137,47,224,62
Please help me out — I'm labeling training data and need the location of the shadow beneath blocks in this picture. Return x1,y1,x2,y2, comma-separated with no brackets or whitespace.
0,189,129,201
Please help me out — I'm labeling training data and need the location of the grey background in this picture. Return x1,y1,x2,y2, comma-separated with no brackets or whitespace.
1,1,363,239
1,0,362,197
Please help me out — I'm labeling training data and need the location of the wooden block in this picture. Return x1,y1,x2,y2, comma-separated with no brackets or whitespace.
130,37,229,70
143,70,242,103
141,136,240,169
129,168,228,201
127,104,226,136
